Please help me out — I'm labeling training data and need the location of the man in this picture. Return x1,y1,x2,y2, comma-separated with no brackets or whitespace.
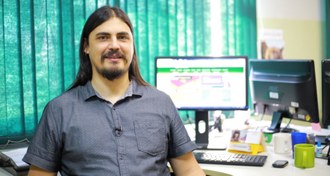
23,5,205,176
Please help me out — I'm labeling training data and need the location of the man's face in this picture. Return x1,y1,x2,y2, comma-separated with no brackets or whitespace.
85,17,134,81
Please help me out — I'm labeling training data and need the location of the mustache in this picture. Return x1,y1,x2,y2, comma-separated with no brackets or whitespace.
102,50,125,59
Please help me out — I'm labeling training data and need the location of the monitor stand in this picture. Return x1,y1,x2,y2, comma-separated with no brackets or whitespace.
268,111,283,132
195,110,209,149
194,110,227,150
267,111,296,133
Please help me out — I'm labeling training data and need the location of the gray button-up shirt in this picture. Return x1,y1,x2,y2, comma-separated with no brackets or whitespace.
23,80,197,176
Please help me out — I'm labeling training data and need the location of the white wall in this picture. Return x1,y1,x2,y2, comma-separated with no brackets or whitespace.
257,0,325,21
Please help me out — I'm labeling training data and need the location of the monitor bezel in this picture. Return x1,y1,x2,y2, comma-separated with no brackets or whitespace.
322,59,330,128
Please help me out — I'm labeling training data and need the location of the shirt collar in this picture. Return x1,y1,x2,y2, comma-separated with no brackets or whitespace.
82,80,143,101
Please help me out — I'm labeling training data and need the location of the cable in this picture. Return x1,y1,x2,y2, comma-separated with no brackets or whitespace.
259,104,268,121
280,118,293,132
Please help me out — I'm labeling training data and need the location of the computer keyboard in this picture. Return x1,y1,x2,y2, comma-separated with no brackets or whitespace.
193,150,268,166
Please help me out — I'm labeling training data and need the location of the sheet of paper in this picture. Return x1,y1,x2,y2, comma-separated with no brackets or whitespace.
2,147,28,167
229,143,251,152
311,123,321,131
245,131,261,144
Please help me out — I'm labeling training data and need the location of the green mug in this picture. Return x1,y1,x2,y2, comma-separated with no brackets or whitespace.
294,143,315,168
263,130,274,144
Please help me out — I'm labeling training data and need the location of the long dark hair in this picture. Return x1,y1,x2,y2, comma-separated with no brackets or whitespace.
69,5,149,90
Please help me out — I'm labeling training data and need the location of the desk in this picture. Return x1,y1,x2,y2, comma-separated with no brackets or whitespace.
194,118,330,176
0,168,13,176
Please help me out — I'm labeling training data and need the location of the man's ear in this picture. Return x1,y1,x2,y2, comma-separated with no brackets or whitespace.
83,38,89,54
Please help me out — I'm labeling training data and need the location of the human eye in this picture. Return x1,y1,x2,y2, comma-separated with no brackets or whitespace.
97,35,109,41
117,33,130,41
96,33,110,41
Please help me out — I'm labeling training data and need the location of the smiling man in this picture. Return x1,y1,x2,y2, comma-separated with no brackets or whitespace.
23,5,205,176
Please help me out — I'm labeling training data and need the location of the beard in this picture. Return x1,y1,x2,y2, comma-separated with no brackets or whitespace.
96,67,125,81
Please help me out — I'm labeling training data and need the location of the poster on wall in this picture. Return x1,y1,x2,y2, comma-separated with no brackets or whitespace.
260,29,285,60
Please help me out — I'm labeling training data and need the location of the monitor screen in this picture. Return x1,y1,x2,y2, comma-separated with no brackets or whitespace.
249,59,319,132
322,59,330,128
155,56,248,111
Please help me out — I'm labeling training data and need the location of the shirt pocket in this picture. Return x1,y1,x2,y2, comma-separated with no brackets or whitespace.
134,120,166,156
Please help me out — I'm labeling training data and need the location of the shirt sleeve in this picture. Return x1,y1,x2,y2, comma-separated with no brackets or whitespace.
23,101,62,172
167,102,197,158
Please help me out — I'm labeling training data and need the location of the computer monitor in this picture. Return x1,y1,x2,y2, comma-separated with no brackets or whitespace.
322,59,330,128
249,59,320,133
155,56,248,148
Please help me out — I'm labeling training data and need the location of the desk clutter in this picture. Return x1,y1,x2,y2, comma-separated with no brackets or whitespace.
197,122,330,168
261,129,330,168
227,129,265,155
193,129,269,167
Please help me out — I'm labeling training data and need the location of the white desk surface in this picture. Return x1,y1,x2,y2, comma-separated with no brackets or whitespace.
200,146,329,176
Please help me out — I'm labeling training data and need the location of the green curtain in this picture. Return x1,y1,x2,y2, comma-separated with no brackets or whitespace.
221,0,257,57
0,0,256,145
